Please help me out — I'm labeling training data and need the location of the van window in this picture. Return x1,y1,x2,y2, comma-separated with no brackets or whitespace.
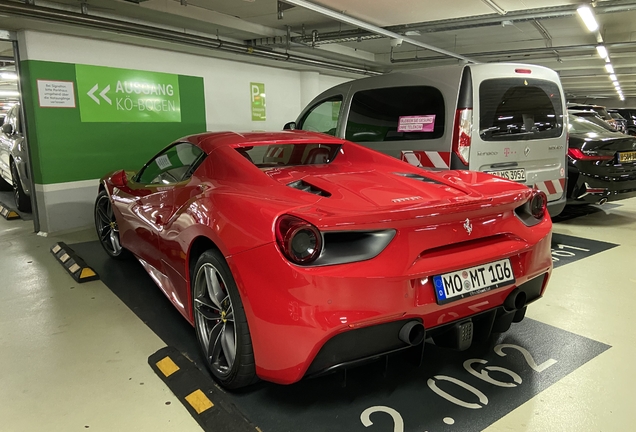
345,86,445,142
479,78,563,141
298,97,342,136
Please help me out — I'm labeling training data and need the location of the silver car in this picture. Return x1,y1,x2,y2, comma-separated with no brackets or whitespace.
0,103,31,212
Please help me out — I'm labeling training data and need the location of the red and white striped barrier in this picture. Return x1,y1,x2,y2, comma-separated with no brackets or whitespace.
401,151,450,169
535,178,566,200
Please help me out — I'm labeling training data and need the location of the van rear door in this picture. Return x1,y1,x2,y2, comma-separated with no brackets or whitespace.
469,64,567,214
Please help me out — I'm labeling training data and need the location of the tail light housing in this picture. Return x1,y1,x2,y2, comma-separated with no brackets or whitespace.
515,188,548,225
567,148,614,161
529,189,547,220
275,215,322,265
452,108,473,166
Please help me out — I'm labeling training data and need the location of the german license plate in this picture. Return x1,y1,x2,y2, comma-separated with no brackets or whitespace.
618,151,636,163
432,258,515,305
485,168,526,182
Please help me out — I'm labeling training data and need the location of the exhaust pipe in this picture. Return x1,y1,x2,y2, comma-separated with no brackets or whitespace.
399,321,425,346
597,197,608,205
503,288,527,312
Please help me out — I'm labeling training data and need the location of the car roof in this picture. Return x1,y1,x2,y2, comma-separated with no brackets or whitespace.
185,131,347,154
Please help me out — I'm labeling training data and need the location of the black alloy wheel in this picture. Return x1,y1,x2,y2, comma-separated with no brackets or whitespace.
192,249,256,389
11,161,31,212
94,190,128,259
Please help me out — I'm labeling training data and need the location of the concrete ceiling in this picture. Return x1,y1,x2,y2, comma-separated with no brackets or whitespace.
2,0,636,102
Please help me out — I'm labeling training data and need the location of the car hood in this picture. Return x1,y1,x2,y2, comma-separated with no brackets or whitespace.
263,165,530,225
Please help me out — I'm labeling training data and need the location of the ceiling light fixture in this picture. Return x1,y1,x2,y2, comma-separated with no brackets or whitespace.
481,0,507,15
596,45,608,60
605,63,614,74
0,90,19,96
577,5,599,32
613,81,620,87
0,72,17,80
609,74,617,81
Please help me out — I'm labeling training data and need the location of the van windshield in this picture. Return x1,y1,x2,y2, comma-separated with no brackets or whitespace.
479,78,563,141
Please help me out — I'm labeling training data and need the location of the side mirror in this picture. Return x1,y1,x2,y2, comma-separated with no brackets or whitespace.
283,121,297,130
110,169,127,188
2,123,14,135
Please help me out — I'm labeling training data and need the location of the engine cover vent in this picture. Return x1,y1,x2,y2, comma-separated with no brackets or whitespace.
287,180,331,197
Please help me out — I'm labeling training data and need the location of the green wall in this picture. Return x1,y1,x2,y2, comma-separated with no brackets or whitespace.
21,60,207,184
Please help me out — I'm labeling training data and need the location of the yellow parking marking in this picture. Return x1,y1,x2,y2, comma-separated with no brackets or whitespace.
185,389,214,414
156,356,180,377
80,268,96,279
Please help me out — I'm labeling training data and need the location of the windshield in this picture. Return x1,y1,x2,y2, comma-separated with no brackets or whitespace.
237,143,341,168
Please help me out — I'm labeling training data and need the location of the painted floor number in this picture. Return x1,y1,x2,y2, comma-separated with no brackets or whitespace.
360,344,557,431
551,243,590,262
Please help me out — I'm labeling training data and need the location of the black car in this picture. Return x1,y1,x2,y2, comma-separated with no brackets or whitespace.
610,108,636,136
567,114,636,204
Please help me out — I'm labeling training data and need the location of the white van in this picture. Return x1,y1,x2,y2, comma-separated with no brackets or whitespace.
286,63,567,216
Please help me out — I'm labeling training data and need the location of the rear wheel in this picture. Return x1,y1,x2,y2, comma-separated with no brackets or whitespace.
192,249,257,389
0,174,11,191
11,161,31,212
94,190,129,259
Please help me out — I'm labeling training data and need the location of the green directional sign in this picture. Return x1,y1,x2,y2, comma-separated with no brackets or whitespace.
250,82,266,121
75,64,181,122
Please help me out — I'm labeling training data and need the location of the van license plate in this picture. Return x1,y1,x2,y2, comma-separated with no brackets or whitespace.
433,259,515,305
485,168,526,182
619,151,636,163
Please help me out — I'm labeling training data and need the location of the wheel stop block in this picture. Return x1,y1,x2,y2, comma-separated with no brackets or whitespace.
50,242,99,283
148,346,260,432
0,201,20,220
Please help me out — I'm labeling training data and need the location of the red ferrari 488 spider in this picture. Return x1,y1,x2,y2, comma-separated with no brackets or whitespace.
95,131,552,389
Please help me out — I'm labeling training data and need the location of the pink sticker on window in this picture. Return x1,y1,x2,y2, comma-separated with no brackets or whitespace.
397,115,436,132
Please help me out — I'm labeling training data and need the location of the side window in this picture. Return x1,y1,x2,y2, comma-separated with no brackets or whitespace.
298,97,342,136
345,86,445,142
136,143,204,185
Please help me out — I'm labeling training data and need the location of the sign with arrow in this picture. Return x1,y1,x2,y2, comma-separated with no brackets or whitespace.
75,64,181,123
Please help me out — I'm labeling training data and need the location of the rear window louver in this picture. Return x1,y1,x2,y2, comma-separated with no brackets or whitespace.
287,180,331,197
394,172,444,185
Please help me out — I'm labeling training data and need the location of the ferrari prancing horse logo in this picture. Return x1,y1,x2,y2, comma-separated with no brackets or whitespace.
463,218,473,235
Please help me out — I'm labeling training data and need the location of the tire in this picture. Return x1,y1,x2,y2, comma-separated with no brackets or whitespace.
192,249,257,389
11,161,31,212
0,174,11,191
94,190,129,259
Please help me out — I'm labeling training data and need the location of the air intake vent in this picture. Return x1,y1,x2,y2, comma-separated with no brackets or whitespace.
287,180,331,197
394,172,444,184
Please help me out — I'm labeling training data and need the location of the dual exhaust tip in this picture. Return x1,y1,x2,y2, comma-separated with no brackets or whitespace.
398,289,528,347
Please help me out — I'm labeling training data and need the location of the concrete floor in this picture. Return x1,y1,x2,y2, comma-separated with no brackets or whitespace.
1,198,635,431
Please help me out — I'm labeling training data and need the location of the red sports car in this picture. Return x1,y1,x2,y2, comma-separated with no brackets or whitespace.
95,131,552,389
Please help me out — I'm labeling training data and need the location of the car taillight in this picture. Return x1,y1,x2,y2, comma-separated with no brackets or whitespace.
275,215,322,265
567,148,614,161
452,108,472,166
529,189,547,219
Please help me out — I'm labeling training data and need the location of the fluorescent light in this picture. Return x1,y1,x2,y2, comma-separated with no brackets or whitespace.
610,74,617,81
596,45,608,59
605,63,614,74
482,0,507,15
0,72,17,80
613,81,620,87
0,90,18,96
577,5,599,32
620,96,625,101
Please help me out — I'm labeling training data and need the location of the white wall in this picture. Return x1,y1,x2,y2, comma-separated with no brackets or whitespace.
19,30,351,233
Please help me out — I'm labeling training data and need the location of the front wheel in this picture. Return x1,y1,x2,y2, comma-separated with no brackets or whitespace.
94,190,129,259
192,249,257,389
11,162,31,212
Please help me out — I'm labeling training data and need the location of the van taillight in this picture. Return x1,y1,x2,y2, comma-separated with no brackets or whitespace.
452,108,472,166
515,68,532,74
